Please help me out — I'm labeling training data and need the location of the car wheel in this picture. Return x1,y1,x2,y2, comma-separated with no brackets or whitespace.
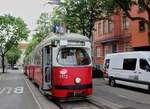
109,78,116,87
148,85,150,94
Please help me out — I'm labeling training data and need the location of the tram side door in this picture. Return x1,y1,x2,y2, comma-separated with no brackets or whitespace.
42,46,52,90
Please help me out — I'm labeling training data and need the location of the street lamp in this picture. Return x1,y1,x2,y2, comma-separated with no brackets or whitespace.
44,0,60,6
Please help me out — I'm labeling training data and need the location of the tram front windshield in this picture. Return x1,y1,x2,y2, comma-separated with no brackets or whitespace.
57,48,91,66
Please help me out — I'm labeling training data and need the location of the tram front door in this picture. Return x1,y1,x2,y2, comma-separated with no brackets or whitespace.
42,46,52,90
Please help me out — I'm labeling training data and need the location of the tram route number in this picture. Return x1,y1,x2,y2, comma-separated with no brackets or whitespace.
0,87,24,95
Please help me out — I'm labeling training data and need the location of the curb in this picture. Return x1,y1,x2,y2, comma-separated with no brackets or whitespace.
25,78,59,109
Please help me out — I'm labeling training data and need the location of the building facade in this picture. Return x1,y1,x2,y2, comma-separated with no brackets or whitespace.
17,43,28,66
93,4,148,71
130,4,149,50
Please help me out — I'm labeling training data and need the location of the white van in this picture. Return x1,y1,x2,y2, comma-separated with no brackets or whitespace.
103,51,150,92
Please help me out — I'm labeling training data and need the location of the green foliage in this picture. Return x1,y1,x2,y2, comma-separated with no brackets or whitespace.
0,14,29,56
6,45,21,65
25,37,39,56
50,0,115,38
0,14,29,73
25,12,51,57
113,0,150,22
34,13,51,41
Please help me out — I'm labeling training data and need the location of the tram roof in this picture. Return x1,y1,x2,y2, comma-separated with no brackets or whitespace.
34,33,90,49
47,33,89,41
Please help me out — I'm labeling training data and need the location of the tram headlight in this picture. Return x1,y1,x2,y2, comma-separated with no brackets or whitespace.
75,77,81,84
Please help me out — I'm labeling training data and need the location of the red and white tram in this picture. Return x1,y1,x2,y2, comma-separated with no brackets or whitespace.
24,33,92,99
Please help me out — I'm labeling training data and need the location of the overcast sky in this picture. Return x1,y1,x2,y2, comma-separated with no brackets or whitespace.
0,0,56,31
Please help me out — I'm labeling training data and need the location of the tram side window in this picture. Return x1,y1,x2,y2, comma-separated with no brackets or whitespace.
57,48,91,66
34,51,42,65
45,47,50,65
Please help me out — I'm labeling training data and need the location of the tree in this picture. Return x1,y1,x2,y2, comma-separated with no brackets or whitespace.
35,13,51,41
112,0,150,46
6,46,21,68
25,37,39,57
0,15,29,73
25,12,51,57
50,7,68,33
50,0,114,39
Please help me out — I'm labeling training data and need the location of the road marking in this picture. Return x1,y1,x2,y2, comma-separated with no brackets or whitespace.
6,87,12,94
25,79,43,109
14,87,24,94
118,95,130,99
0,88,6,94
0,87,24,95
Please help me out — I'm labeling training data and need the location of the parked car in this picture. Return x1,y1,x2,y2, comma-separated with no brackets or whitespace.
103,51,150,92
12,65,19,70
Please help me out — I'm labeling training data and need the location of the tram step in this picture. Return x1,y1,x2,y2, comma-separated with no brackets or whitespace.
39,88,52,96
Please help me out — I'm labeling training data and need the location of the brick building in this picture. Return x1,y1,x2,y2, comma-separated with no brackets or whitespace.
130,4,149,50
93,4,148,71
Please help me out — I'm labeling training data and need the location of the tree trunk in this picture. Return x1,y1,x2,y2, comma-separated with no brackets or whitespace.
2,55,5,73
79,16,86,36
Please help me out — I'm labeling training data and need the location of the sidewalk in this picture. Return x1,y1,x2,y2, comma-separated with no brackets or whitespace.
0,68,8,74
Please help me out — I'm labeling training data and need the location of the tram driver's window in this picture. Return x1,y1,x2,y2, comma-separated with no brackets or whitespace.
57,48,90,66
61,50,68,59
75,49,90,65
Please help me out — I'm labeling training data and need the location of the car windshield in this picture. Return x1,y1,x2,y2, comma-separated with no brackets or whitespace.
57,48,91,66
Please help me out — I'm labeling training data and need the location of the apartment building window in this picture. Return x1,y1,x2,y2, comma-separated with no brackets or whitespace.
103,20,108,33
112,44,117,53
104,47,108,57
98,23,102,36
122,15,129,30
96,47,101,58
138,2,145,11
124,43,130,52
139,20,145,32
108,20,113,33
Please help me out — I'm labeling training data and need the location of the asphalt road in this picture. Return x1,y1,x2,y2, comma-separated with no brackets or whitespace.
1,68,150,109
0,70,40,109
92,79,150,109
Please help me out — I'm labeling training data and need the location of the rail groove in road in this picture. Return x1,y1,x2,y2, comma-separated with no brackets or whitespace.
51,99,108,109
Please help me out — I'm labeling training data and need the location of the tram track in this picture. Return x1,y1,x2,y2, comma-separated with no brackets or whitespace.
51,98,109,109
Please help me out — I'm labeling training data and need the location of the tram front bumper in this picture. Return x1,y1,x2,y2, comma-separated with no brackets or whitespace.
53,83,92,97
